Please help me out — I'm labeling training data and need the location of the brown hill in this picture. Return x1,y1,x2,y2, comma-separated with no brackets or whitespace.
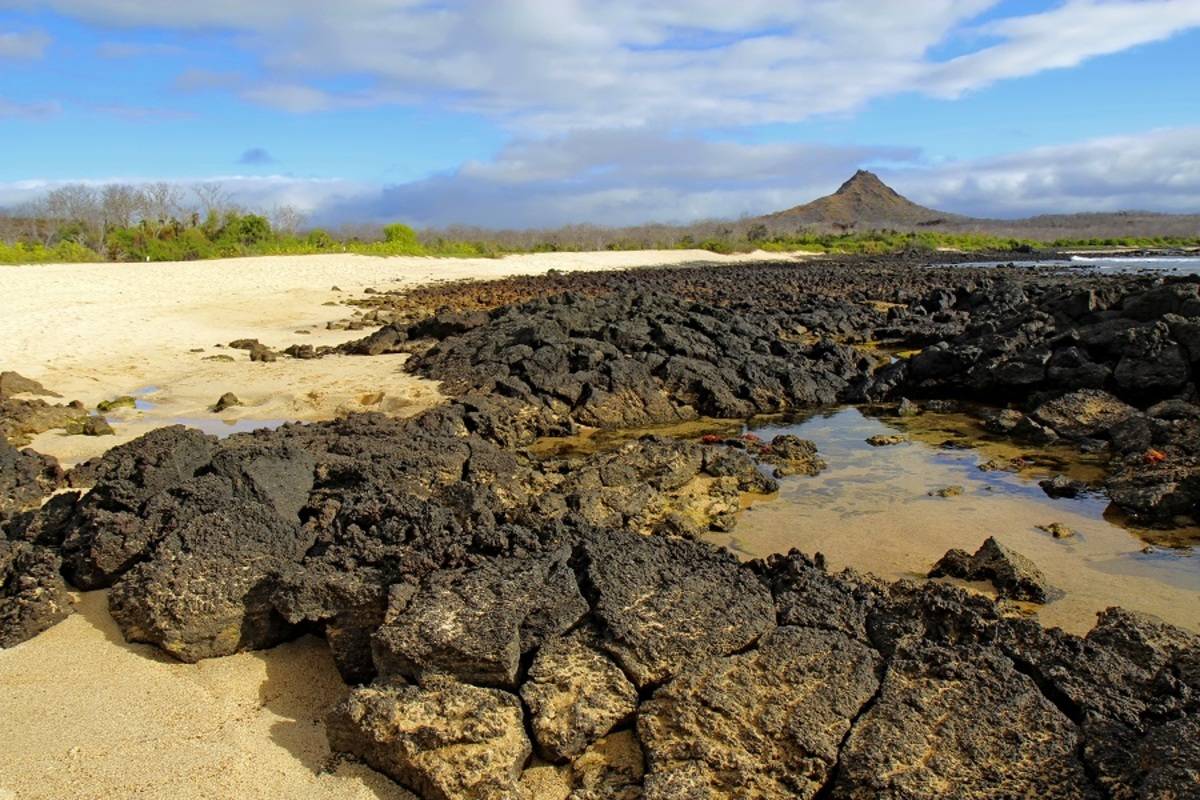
762,170,961,229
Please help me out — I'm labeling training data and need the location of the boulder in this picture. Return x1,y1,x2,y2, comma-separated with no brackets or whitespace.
0,539,73,648
929,536,1059,603
567,730,645,800
107,501,313,661
580,528,776,687
212,392,241,412
0,371,59,399
327,676,531,800
1032,389,1137,440
520,626,638,761
0,440,63,521
833,643,1096,799
639,626,882,800
371,548,587,688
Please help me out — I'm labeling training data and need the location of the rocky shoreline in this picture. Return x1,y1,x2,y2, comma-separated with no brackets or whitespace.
3,255,1199,798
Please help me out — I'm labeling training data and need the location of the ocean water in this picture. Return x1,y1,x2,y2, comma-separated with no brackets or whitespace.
953,255,1200,275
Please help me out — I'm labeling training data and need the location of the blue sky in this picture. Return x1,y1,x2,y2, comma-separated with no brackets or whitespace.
1,1,1198,226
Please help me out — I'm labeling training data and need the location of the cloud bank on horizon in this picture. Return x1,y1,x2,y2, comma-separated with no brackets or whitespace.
0,0,1198,227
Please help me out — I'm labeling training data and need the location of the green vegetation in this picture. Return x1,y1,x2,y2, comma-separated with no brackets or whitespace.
3,185,1199,266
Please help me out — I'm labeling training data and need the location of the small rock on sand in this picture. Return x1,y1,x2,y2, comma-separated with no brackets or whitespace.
1037,523,1076,539
96,396,136,413
928,485,963,497
867,434,907,447
213,392,241,413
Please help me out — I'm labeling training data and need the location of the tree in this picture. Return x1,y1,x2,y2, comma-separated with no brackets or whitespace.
192,183,233,219
140,182,183,223
271,204,305,236
383,222,419,247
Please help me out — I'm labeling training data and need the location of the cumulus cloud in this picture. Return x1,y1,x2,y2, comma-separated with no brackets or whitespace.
3,128,1197,227
885,127,1200,217
321,131,919,227
0,29,49,59
9,1,1199,129
312,126,1200,227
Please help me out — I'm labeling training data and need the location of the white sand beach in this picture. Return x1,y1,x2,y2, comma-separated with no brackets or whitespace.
1,249,801,465
0,249,799,800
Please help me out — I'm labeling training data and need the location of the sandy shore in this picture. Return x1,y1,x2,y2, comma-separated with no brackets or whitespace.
2,249,803,799
1,249,800,465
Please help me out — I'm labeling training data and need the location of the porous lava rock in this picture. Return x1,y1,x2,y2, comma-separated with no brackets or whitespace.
639,625,882,800
520,625,638,762
326,676,531,800
929,536,1060,603
0,538,73,648
371,547,587,688
579,527,776,687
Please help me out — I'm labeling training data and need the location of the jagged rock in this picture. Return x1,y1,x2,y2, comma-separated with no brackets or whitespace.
833,643,1097,799
639,626,882,800
756,434,826,477
96,396,136,413
371,547,587,688
56,427,220,588
327,676,531,800
0,371,59,399
64,415,114,437
1032,389,1137,440
1039,474,1089,498
929,536,1059,603
0,539,73,648
1106,459,1200,524
212,392,241,412
0,396,89,446
866,434,907,446
0,440,63,521
107,501,314,661
896,397,919,416
567,730,645,800
580,528,775,687
206,444,315,521
1037,522,1076,539
520,626,638,761
751,549,884,644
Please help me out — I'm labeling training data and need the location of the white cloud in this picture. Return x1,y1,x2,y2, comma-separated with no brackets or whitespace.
886,127,1200,217
0,175,369,216
7,1,1198,129
4,127,1198,227
0,29,49,59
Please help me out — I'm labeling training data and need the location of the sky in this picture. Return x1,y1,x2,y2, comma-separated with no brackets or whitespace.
1,0,1198,227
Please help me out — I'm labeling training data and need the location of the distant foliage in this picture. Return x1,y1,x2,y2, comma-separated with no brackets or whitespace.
2,182,1199,265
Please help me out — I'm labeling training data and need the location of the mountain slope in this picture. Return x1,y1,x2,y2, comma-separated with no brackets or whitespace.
761,170,962,229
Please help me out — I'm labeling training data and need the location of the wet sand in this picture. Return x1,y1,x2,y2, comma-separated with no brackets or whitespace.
708,407,1200,635
2,249,801,465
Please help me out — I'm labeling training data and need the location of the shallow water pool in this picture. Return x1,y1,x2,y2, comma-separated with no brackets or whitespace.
704,407,1200,635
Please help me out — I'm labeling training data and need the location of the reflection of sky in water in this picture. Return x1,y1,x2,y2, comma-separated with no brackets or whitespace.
166,417,289,437
748,408,1113,521
727,407,1199,632
951,256,1200,276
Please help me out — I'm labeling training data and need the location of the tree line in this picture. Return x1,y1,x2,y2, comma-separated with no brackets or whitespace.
2,182,1198,264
